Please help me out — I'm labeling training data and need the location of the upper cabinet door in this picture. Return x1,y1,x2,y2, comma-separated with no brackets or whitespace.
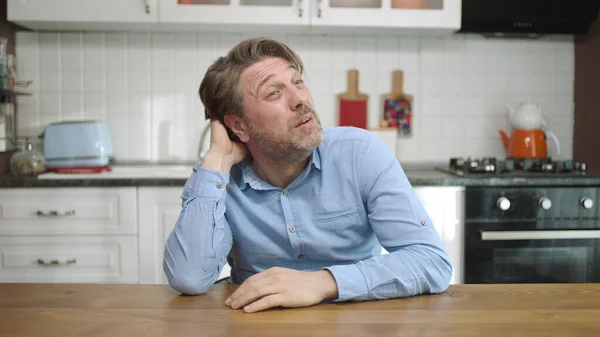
158,0,310,26
8,0,158,25
312,0,461,31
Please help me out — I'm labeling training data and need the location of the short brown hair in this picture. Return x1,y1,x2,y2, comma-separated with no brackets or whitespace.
199,37,304,125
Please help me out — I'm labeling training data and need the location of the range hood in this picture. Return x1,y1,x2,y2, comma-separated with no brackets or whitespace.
459,0,600,37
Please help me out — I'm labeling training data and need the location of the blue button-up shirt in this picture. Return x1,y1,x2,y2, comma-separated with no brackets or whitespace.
164,126,452,301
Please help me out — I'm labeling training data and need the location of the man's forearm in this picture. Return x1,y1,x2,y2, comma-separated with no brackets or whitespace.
325,244,452,302
163,166,233,295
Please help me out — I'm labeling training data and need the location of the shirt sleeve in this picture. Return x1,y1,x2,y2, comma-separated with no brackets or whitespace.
324,131,453,302
163,163,233,295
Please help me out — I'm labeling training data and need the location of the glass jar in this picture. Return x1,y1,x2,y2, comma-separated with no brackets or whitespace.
10,138,46,177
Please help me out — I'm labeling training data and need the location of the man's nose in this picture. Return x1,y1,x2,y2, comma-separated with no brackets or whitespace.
289,86,307,111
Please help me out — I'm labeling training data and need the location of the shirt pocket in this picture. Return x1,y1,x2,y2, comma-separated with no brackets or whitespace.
312,208,362,229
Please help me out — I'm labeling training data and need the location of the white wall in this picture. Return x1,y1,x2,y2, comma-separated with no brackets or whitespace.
15,31,574,163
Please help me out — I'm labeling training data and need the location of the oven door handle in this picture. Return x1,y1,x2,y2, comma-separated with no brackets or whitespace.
480,230,600,241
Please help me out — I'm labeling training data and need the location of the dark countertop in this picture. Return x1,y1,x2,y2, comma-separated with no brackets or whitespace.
1,163,600,188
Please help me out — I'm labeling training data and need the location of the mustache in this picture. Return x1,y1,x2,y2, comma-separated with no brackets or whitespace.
292,105,318,127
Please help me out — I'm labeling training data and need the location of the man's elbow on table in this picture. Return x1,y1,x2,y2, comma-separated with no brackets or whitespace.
163,261,213,295
427,248,453,294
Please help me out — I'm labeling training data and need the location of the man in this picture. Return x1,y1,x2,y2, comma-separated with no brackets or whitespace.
164,37,452,314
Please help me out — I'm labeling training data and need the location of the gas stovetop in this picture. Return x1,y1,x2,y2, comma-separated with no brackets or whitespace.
436,157,591,177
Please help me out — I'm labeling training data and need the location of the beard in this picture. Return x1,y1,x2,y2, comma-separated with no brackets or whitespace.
244,105,324,167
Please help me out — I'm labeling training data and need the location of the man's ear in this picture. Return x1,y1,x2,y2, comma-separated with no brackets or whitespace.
223,115,250,143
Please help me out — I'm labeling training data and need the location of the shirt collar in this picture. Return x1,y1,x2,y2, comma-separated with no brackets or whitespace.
239,147,322,191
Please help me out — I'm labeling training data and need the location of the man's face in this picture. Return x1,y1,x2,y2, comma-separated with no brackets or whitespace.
239,57,323,163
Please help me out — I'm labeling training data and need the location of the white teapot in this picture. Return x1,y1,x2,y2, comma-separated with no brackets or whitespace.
507,100,545,130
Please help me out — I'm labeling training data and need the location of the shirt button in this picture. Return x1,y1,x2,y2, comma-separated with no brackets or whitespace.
282,189,289,195
421,220,427,226
297,255,304,260
289,226,296,233
216,183,223,189
212,223,216,228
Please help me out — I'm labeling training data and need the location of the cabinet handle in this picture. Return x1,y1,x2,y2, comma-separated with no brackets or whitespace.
145,0,151,14
298,0,303,17
317,0,322,18
36,210,76,217
37,258,77,266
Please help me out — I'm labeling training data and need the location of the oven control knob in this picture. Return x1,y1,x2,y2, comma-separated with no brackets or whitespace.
580,197,594,210
539,197,552,210
497,197,511,211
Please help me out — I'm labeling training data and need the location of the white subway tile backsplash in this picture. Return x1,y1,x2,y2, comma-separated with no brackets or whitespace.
60,71,82,92
485,53,509,73
60,33,82,71
463,53,485,73
129,71,151,93
421,95,442,116
152,72,174,94
38,33,60,71
332,37,356,71
442,73,464,96
15,32,39,71
128,33,151,71
175,72,197,95
355,37,377,71
398,37,419,72
106,71,127,92
83,93,106,121
441,95,465,116
421,74,442,95
83,71,105,92
105,33,127,71
552,72,574,95
420,38,443,73
421,116,443,139
464,73,486,95
106,93,128,119
83,33,105,71
38,93,60,117
16,31,575,163
441,115,465,139
465,96,487,115
173,35,196,73
552,52,574,73
60,93,83,120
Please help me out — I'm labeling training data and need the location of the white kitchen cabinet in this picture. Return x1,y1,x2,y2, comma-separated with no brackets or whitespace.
313,0,460,32
413,186,464,284
137,187,231,285
0,187,139,284
158,0,310,26
0,187,137,236
7,0,158,30
7,0,460,34
0,236,138,283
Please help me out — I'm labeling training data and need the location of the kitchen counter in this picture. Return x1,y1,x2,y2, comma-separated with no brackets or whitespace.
1,163,600,188
1,283,599,337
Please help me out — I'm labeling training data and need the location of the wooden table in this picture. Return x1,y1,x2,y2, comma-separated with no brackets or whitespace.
1,283,599,337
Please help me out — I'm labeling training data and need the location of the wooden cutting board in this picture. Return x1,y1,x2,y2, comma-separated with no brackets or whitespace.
338,69,368,129
380,70,413,137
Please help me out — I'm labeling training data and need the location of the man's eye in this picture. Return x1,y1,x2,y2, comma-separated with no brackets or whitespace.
294,79,304,85
268,90,279,97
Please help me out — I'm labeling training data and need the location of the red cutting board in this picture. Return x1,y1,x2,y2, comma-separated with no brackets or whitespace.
338,69,368,129
380,70,413,137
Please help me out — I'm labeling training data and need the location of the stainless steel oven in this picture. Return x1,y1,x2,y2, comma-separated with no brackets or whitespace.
464,187,600,284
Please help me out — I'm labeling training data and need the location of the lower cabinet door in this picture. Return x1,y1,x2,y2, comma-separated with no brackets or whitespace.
0,236,138,283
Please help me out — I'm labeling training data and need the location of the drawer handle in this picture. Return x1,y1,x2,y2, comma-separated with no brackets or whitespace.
36,210,76,217
37,258,77,266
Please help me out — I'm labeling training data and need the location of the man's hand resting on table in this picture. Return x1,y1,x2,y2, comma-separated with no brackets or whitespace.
224,267,339,313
